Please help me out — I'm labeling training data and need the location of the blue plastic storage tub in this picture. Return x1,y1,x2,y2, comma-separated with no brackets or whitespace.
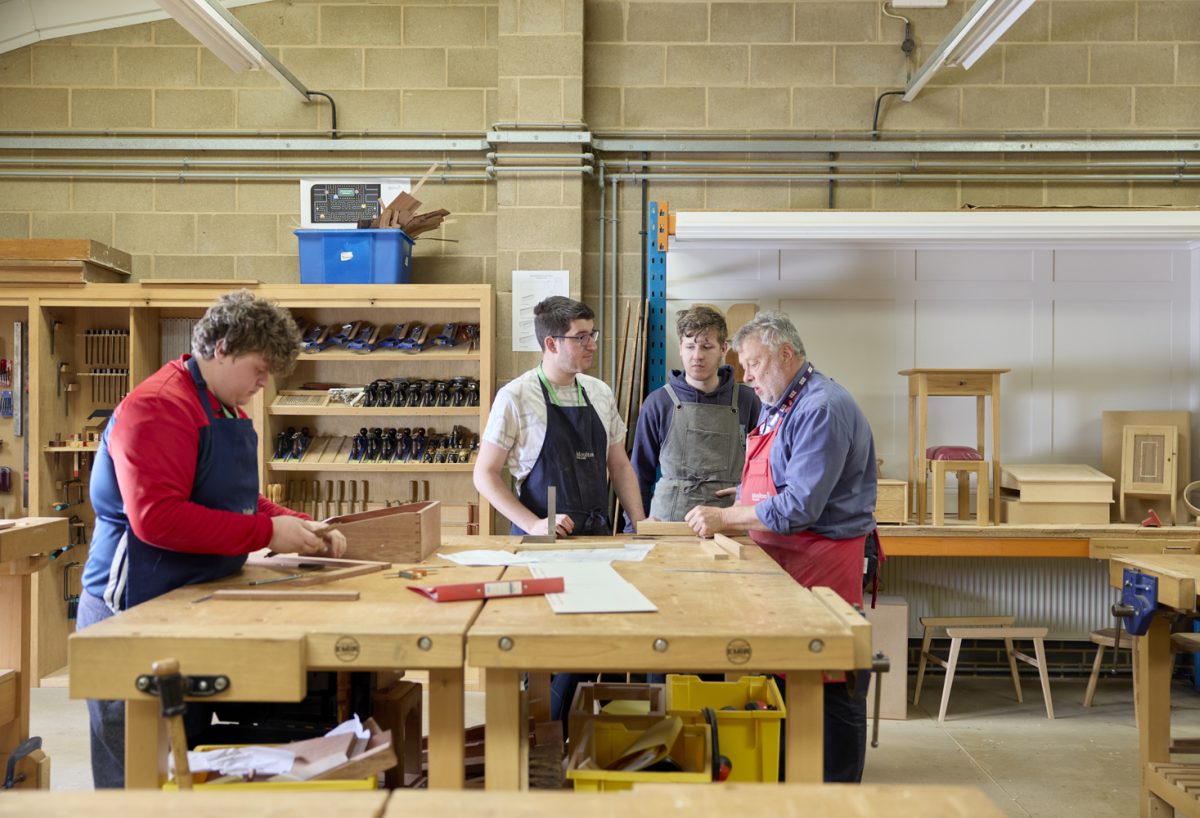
295,228,413,284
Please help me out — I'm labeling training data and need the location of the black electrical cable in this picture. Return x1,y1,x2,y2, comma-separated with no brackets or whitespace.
306,91,338,140
871,90,905,141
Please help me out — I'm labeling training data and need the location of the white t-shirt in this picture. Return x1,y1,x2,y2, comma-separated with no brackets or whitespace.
482,368,626,491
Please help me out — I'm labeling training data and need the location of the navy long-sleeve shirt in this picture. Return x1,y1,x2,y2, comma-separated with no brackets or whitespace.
631,365,761,517
754,365,877,540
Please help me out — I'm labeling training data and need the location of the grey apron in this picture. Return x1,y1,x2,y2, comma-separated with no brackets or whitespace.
649,382,745,520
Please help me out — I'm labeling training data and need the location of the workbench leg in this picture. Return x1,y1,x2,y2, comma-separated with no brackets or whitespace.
1137,617,1173,818
123,697,162,789
785,672,823,783
484,669,526,790
0,574,30,762
426,668,465,790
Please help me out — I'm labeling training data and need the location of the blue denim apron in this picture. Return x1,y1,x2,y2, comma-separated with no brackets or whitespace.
512,378,611,537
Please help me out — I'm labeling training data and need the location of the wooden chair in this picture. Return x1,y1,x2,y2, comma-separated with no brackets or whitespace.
1082,627,1134,709
914,616,1052,723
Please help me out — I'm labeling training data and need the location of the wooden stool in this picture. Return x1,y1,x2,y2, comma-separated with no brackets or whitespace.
927,446,990,525
1083,627,1134,708
900,368,1009,524
914,616,1052,722
914,615,1015,707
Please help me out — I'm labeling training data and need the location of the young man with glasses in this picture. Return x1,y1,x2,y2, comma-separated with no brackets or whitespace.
475,295,646,538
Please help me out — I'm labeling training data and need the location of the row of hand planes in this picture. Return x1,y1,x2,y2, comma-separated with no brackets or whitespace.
272,424,478,464
298,320,480,354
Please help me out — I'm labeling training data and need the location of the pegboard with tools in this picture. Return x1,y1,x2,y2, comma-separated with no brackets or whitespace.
82,328,129,406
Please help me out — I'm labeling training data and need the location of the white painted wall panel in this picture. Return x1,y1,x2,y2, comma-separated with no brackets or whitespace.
916,248,1036,282
1052,299,1176,462
779,299,898,471
779,248,895,285
1054,248,1173,283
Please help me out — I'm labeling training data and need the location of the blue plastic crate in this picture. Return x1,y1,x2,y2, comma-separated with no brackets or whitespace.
295,228,413,284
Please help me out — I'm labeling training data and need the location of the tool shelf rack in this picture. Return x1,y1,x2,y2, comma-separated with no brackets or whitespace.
256,284,493,537
0,281,495,686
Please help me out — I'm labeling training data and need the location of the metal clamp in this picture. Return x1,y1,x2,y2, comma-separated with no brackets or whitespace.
135,673,229,697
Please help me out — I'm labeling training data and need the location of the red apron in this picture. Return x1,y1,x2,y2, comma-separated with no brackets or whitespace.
742,411,866,608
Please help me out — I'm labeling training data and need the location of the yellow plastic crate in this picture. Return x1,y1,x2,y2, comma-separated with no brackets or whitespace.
162,744,378,791
566,721,712,792
665,674,786,783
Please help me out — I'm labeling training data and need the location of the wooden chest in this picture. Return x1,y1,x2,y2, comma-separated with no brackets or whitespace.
876,479,909,524
326,500,440,562
999,464,1113,525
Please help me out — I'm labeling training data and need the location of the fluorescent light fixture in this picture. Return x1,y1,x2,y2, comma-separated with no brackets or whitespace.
903,0,1036,102
156,0,311,101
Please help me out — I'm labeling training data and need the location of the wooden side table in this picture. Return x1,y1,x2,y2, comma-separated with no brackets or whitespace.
899,368,1009,525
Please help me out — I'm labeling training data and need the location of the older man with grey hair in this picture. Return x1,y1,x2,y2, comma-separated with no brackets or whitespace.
684,310,877,784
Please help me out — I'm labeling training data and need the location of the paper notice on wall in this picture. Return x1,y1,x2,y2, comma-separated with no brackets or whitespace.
512,270,569,352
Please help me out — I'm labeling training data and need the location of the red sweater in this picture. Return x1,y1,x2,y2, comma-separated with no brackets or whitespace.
108,356,305,556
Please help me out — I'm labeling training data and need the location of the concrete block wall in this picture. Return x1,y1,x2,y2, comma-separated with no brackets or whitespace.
1,0,1199,384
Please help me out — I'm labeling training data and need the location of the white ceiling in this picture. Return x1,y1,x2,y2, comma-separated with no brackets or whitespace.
0,0,271,55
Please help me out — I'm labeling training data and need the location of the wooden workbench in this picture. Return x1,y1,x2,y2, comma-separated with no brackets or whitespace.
1108,554,1200,818
68,560,503,790
455,535,871,790
0,791,388,817
0,517,70,789
0,784,1006,817
880,523,1200,559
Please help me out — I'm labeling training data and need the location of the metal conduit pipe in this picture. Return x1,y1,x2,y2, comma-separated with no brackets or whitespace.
610,176,619,384
598,164,606,380
601,171,1200,184
0,169,492,181
600,158,1197,171
0,157,492,169
487,152,594,161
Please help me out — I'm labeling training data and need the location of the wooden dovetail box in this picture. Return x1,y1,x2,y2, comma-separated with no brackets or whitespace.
325,500,440,562
876,479,909,524
1000,464,1113,525
568,682,666,745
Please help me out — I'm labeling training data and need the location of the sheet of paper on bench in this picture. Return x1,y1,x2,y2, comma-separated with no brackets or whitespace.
530,563,657,614
442,544,654,567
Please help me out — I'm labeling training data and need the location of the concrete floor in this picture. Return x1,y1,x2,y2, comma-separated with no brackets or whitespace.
28,675,1200,816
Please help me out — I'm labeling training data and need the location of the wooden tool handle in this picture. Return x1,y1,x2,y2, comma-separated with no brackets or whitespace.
151,657,192,790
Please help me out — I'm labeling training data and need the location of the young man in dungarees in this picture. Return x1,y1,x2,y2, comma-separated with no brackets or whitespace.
631,306,760,523
684,311,877,783
474,296,646,720
76,290,347,788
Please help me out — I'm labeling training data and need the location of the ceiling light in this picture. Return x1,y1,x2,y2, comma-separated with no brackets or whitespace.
903,0,1036,102
156,0,311,101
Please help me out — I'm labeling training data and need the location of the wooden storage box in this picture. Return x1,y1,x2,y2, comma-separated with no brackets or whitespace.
1001,497,1111,525
876,479,908,524
326,501,440,562
999,464,1113,525
568,681,666,743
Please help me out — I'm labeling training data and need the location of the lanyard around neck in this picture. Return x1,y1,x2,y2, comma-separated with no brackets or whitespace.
757,362,815,436
537,365,583,407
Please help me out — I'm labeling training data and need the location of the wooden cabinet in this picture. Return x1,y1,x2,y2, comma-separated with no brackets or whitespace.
9,282,494,684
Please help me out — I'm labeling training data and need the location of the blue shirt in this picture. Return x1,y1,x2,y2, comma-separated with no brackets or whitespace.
755,364,877,540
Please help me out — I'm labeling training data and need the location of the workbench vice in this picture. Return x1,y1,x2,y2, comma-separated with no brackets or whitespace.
1112,568,1159,637
135,672,230,699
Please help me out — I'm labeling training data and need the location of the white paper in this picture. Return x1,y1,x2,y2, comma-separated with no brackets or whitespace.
530,563,658,614
441,544,655,567
512,270,569,351
325,713,371,741
186,746,295,777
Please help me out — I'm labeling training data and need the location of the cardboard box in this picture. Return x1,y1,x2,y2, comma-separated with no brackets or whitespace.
326,501,439,562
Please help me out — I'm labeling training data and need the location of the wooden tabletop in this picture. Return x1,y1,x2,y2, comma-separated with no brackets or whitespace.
0,517,69,565
463,536,870,673
380,784,1005,817
69,561,503,701
1110,553,1200,611
0,791,387,818
898,368,1011,375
